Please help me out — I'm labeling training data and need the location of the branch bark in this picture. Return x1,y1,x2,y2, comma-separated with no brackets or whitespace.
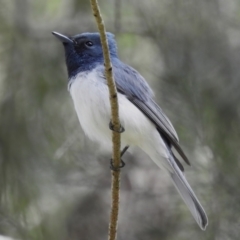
89,1,122,240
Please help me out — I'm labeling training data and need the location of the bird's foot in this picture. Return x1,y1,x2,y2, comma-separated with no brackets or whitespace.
109,121,125,133
109,145,130,171
110,159,125,171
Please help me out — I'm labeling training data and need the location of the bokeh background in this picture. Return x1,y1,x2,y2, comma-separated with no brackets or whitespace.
1,0,240,239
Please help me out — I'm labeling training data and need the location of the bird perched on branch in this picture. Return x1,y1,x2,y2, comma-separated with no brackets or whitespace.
52,31,208,230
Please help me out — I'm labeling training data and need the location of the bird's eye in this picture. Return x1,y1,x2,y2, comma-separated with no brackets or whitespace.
85,41,93,47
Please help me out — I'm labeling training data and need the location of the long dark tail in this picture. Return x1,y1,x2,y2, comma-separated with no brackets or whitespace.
170,159,208,230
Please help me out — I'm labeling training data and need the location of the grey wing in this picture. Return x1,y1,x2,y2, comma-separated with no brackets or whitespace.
131,98,190,166
112,62,208,228
112,61,190,167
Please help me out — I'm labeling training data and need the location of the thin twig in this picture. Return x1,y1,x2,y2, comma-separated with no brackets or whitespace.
89,1,122,240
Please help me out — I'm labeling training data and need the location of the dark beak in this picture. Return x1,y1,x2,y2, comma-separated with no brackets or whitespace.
52,31,73,44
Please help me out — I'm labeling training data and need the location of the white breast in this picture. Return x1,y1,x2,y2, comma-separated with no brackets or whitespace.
69,69,111,148
69,69,169,160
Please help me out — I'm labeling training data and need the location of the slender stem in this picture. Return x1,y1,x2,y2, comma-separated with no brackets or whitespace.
89,1,122,240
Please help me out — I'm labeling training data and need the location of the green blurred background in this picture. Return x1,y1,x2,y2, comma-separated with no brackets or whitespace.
1,0,240,239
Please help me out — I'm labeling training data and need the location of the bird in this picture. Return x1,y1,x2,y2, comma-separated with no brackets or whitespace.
52,31,208,230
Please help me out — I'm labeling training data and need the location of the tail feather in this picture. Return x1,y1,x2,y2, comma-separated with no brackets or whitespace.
170,165,208,230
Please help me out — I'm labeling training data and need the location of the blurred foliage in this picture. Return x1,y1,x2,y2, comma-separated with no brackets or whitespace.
0,0,240,239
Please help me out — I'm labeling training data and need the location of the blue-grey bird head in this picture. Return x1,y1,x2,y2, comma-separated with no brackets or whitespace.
52,31,118,78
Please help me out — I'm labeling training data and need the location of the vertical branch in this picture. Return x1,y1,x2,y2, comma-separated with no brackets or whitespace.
89,1,122,240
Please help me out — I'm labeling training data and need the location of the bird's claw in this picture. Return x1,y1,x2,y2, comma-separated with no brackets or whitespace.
109,121,125,133
110,159,126,171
